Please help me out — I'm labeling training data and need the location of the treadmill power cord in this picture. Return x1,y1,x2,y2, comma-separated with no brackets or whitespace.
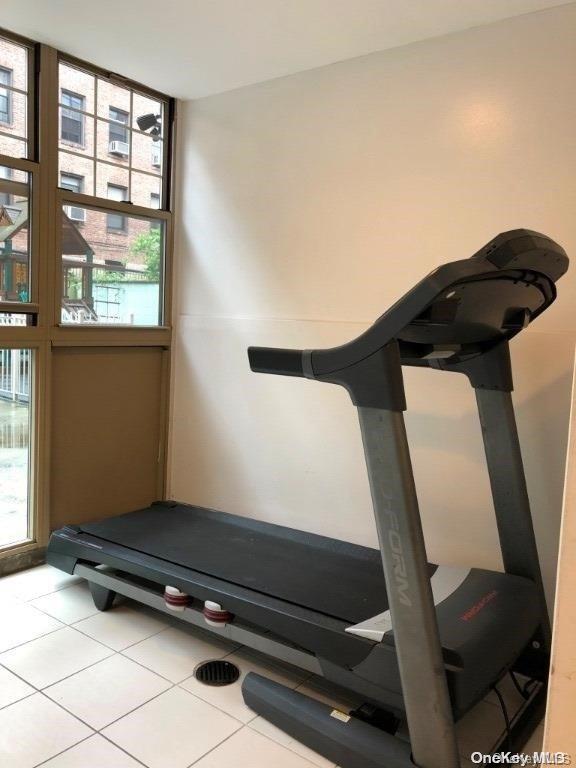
492,683,512,751
509,670,530,700
509,669,539,701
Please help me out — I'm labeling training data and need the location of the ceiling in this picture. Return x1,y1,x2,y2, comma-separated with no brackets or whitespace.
4,0,570,99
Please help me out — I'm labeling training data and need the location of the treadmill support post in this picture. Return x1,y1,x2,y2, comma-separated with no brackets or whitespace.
358,407,460,768
475,388,551,647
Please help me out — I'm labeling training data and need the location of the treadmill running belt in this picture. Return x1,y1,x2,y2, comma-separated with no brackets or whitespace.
80,503,437,624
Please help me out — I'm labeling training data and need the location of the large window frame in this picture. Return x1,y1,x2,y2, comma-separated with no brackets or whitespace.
0,28,176,561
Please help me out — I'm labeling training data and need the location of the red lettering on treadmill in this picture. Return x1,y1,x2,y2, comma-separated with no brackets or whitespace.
460,590,498,621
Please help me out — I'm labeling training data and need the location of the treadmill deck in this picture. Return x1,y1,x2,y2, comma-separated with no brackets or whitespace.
81,502,437,625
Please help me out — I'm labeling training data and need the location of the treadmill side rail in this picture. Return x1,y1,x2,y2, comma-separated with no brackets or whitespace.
73,563,323,675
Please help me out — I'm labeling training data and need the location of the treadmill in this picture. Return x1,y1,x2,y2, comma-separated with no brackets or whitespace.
47,230,568,768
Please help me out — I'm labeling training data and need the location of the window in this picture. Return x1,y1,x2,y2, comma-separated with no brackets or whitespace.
61,173,82,194
0,67,12,124
0,165,12,206
61,173,86,222
61,206,164,325
0,34,174,558
58,63,166,208
0,36,31,159
107,183,127,231
151,142,161,168
61,90,85,144
0,347,33,546
109,107,129,150
0,166,31,301
57,59,172,326
150,194,161,229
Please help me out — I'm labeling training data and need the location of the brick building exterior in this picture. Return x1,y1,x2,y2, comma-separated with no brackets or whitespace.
0,37,29,301
1,36,165,322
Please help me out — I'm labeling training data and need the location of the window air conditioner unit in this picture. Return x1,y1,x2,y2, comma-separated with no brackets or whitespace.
151,144,162,168
64,205,86,222
109,140,129,157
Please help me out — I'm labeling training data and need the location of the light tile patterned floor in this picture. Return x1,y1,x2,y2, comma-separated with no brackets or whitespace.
0,565,544,767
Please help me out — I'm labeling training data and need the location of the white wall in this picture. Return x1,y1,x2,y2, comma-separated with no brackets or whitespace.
545,356,576,754
170,4,576,605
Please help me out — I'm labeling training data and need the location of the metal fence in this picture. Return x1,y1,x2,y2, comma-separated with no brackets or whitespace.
0,314,28,327
0,319,31,402
0,407,29,448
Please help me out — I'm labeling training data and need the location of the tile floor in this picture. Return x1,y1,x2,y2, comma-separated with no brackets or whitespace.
0,564,545,767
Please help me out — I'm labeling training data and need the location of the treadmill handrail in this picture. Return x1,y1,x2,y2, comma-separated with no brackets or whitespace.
248,229,568,384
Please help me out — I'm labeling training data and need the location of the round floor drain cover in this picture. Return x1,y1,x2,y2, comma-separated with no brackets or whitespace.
194,660,241,687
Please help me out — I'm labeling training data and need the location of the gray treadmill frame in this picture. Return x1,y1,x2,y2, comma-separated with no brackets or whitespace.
47,227,567,768
52,343,550,768
475,388,551,646
348,341,550,768
358,406,460,767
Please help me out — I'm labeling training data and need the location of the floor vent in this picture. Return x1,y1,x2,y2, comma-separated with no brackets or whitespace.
194,659,241,687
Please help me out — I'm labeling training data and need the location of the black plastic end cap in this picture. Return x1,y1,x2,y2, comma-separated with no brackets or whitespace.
248,347,305,377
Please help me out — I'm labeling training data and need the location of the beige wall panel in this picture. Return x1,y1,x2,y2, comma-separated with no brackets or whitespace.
51,346,164,529
176,5,576,331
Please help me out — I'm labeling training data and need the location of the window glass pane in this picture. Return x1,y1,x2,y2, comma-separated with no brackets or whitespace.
97,118,129,168
0,88,27,139
61,173,86,223
95,162,129,200
60,173,83,194
0,347,32,547
59,62,95,113
97,78,130,119
0,134,26,158
0,164,26,184
109,107,129,145
0,39,27,91
132,92,163,133
0,166,30,303
132,132,163,176
61,206,164,326
60,91,86,145
59,60,168,209
0,68,12,123
106,184,127,232
0,36,30,160
0,164,11,206
59,152,95,196
130,171,161,209
59,109,94,162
